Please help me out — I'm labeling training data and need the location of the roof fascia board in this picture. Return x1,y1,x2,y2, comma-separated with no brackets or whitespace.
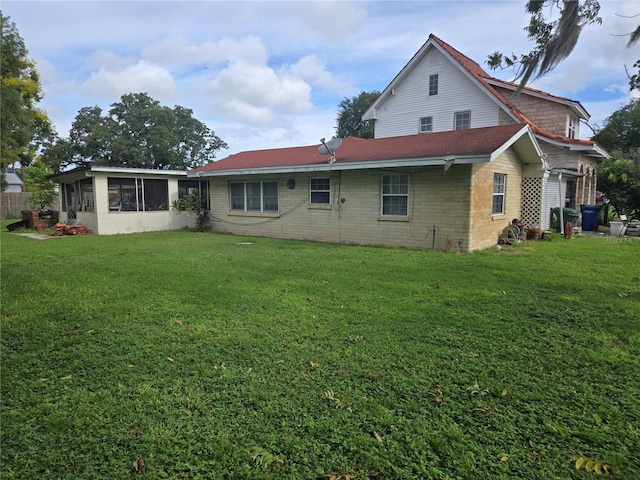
535,135,609,158
189,155,491,177
489,125,543,163
87,166,188,176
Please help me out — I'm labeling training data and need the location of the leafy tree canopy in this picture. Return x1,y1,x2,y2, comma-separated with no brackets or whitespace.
1,13,52,190
593,99,640,218
335,90,380,139
592,98,640,152
487,1,603,92
42,93,228,172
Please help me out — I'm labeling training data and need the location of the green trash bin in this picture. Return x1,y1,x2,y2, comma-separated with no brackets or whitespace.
551,207,580,232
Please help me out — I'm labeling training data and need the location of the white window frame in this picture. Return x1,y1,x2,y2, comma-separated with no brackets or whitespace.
429,74,439,96
230,181,279,212
567,115,578,139
419,116,433,133
381,174,409,217
309,178,331,205
492,173,506,215
454,111,471,130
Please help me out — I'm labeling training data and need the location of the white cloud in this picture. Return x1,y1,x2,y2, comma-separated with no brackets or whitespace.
209,62,313,125
285,55,352,94
81,60,176,102
142,36,268,67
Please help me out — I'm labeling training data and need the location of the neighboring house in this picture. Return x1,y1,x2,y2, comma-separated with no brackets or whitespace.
189,34,606,251
50,166,206,234
5,172,24,192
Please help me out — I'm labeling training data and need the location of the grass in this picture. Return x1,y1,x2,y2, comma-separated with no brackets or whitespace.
1,224,639,479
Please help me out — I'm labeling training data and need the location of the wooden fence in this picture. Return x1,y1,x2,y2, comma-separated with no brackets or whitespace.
0,192,60,219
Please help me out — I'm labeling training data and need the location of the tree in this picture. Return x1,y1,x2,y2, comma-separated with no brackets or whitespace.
1,13,52,190
335,90,380,139
593,99,640,218
592,98,640,152
42,93,228,171
487,1,602,93
24,157,57,211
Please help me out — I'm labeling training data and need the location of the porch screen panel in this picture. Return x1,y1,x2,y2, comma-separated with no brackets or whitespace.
108,178,139,211
79,178,94,211
143,179,168,211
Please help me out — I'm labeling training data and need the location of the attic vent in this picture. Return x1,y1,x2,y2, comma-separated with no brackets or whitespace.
429,51,439,66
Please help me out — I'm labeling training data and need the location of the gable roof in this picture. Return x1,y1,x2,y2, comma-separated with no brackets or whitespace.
362,34,607,157
191,124,542,177
6,172,24,186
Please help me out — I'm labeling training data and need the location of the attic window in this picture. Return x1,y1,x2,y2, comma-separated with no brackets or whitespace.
567,115,578,139
429,74,439,96
429,51,439,65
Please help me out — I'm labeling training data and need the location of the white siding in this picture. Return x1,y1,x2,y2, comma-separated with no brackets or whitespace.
374,47,501,138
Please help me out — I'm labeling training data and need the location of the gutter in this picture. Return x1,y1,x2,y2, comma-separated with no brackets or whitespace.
188,155,491,178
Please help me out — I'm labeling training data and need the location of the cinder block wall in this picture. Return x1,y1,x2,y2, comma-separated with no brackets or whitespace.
209,164,479,251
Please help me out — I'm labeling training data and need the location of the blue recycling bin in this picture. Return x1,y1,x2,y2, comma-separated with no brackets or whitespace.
581,205,601,231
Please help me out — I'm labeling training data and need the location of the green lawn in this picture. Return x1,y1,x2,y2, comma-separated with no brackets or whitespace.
1,226,639,479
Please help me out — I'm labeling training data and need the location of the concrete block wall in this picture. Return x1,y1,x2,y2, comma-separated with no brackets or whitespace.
468,149,523,251
209,165,480,251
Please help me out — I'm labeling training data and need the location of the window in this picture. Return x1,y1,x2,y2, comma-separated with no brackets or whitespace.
492,173,506,215
143,179,169,211
310,178,330,204
230,181,279,212
429,74,439,96
454,111,471,130
420,116,433,133
62,179,95,212
79,178,94,211
381,174,409,216
108,177,168,212
567,115,578,139
178,179,210,210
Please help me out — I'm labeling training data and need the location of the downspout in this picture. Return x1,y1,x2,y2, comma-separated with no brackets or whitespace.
558,171,564,235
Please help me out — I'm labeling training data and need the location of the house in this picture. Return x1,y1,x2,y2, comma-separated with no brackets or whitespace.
362,34,607,226
189,34,607,251
49,166,207,234
5,172,24,193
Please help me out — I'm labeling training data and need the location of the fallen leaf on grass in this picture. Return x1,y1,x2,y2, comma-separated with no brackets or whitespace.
498,453,509,462
167,357,174,362
373,431,383,443
132,458,145,473
61,375,72,381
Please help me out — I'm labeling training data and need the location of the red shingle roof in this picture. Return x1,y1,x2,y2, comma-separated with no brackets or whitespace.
193,124,527,173
428,34,602,151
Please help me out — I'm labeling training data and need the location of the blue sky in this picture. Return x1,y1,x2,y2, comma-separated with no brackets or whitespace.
3,0,639,158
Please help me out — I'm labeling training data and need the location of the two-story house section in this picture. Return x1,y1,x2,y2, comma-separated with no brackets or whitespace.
363,34,608,230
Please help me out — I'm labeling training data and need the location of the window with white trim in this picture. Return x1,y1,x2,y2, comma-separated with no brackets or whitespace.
310,178,330,204
419,116,433,133
429,74,439,96
381,174,409,216
454,111,471,130
230,181,279,212
492,173,506,215
567,115,578,139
